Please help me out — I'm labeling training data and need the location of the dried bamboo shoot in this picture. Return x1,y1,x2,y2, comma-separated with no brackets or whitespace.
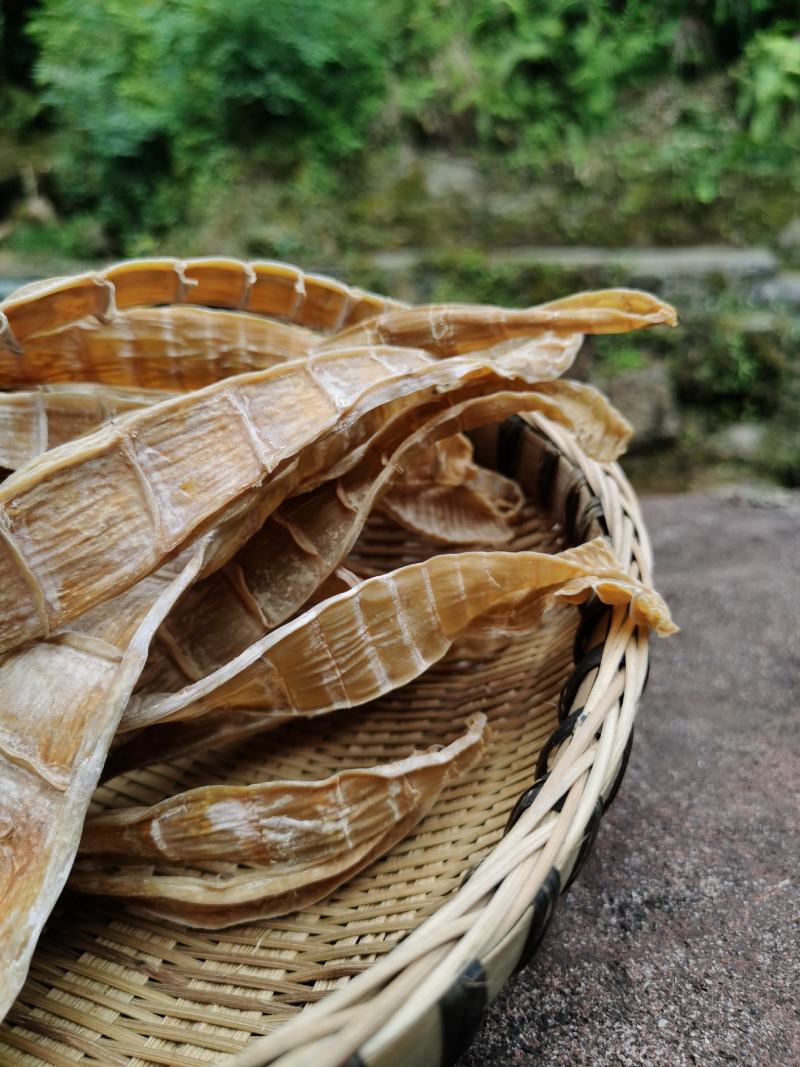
121,539,676,735
0,385,163,469
0,262,680,1015
378,432,524,544
0,258,403,355
73,715,488,926
83,713,488,865
0,341,583,654
130,379,630,706
0,540,210,1021
319,289,677,356
0,351,602,1011
0,307,317,390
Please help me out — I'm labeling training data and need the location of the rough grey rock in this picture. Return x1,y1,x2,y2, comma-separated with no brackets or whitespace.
707,422,768,463
367,248,420,272
756,271,800,311
418,155,484,202
365,244,780,311
711,480,800,513
484,189,547,219
484,245,778,280
777,216,800,261
366,245,779,285
717,308,786,334
591,361,680,451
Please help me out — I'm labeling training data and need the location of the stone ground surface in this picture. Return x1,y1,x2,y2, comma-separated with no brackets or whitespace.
457,492,800,1067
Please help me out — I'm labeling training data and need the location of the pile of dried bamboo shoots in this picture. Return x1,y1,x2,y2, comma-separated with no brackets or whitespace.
0,259,678,1020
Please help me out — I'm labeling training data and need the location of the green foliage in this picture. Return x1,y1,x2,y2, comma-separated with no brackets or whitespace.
593,344,648,378
3,1,800,488
394,0,672,160
668,312,793,421
391,1,800,166
735,26,800,142
26,0,392,244
2,0,799,253
0,2,44,138
6,213,108,261
0,85,43,139
569,76,800,234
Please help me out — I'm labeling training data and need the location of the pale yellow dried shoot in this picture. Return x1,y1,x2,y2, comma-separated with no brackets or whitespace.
73,714,488,927
121,538,676,735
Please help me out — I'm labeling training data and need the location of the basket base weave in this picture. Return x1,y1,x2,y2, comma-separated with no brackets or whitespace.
1,476,580,1066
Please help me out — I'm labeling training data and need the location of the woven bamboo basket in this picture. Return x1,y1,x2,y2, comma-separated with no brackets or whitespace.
0,264,656,1067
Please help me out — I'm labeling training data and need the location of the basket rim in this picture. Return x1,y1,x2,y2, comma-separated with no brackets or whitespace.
227,411,653,1067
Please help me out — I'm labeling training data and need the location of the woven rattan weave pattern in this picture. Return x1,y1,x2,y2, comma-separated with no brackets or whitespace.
0,413,651,1066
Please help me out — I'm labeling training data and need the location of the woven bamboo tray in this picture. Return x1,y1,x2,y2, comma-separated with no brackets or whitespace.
0,398,654,1066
